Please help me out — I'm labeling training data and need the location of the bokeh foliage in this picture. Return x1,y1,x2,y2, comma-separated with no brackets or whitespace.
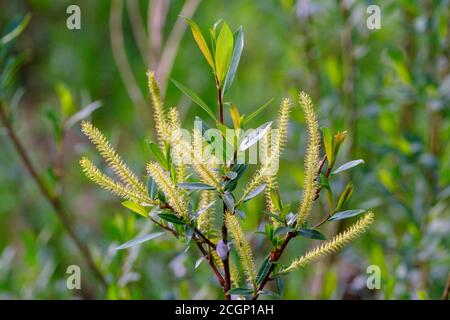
0,0,448,299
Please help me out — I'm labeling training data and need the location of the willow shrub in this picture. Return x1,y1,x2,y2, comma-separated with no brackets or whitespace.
80,20,374,299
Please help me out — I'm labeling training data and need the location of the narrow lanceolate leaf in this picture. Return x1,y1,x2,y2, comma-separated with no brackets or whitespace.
171,79,217,122
223,26,244,96
227,288,253,296
256,256,272,285
121,200,148,217
214,22,234,84
192,200,216,221
239,122,272,151
322,127,333,164
298,228,326,240
226,171,238,180
116,232,165,250
195,256,206,269
0,14,31,45
329,209,366,221
158,213,185,225
242,98,274,126
243,184,267,202
335,182,354,211
186,19,215,69
148,141,168,169
223,193,235,211
147,177,158,199
177,182,216,190
332,159,365,175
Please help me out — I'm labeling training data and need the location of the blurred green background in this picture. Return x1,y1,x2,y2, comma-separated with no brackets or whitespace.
0,0,449,299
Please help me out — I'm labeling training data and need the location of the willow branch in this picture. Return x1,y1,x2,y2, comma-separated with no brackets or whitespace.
0,101,108,292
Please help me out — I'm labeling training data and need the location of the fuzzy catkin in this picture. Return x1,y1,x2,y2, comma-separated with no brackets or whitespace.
147,71,170,148
146,161,189,221
80,157,151,204
284,212,375,273
167,107,187,184
225,212,257,289
81,121,147,195
296,92,320,227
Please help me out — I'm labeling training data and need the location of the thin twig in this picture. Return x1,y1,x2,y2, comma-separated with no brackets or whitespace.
0,101,108,291
253,155,334,299
442,272,450,300
194,238,225,287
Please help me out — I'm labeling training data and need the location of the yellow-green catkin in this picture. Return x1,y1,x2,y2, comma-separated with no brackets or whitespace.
146,161,189,221
197,190,216,236
296,92,320,227
178,129,220,189
167,107,187,184
211,250,240,287
81,121,147,195
80,157,152,204
263,99,292,223
284,212,375,273
225,212,257,289
147,71,170,147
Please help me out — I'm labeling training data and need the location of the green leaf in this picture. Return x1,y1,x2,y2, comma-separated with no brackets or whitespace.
171,79,217,122
148,141,168,169
229,104,241,129
256,256,272,285
298,228,326,240
335,182,354,211
238,121,272,151
242,98,274,126
177,182,216,190
274,226,292,238
332,159,365,175
214,22,234,84
195,256,206,269
56,83,76,119
226,171,238,180
243,184,266,202
264,211,284,224
329,209,366,221
0,14,31,46
121,200,148,217
227,288,253,296
222,192,235,211
322,127,333,164
186,19,215,69
222,26,244,95
270,188,283,212
147,177,158,199
275,277,285,295
265,223,274,241
158,213,185,225
116,232,165,250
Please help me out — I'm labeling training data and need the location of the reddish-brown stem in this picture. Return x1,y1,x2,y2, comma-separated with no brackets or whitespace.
215,76,230,299
194,239,225,287
252,232,295,300
442,272,450,300
253,155,334,299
